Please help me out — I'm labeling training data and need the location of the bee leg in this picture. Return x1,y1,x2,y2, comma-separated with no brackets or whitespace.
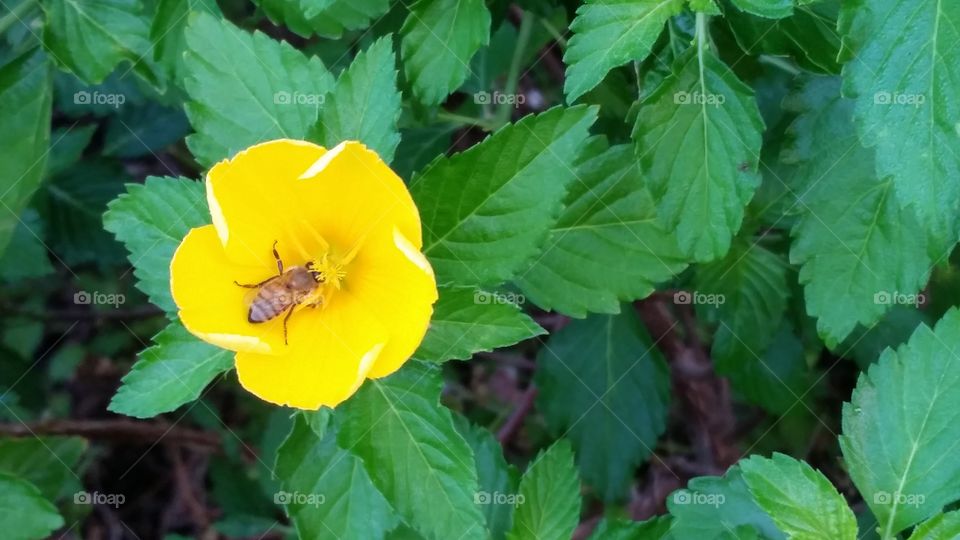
282,306,294,345
272,240,283,275
234,276,274,288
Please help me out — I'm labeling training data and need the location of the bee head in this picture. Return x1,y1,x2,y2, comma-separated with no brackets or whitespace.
305,261,326,283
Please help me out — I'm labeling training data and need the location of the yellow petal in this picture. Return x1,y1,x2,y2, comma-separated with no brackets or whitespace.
345,227,438,379
170,225,286,353
207,139,421,269
235,292,389,409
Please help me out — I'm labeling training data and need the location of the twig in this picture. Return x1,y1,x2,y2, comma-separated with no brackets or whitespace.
0,420,221,451
497,385,538,444
0,303,163,322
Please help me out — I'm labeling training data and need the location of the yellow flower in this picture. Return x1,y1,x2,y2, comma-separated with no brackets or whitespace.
169,139,438,409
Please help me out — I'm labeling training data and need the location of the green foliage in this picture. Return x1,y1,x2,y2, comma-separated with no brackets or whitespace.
536,308,670,501
506,440,581,540
0,472,63,540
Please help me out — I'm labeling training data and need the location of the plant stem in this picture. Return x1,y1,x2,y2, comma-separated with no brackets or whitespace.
0,0,39,37
495,8,534,128
758,54,802,76
435,110,497,130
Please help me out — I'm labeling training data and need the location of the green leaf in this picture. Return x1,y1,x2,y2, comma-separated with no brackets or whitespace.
103,176,209,314
591,516,672,539
0,210,53,282
517,143,687,317
338,362,485,540
786,77,929,348
741,453,857,540
840,306,928,369
256,0,390,39
42,0,154,85
413,286,543,363
455,415,519,539
729,0,793,19
0,437,86,500
909,511,960,540
150,0,222,83
109,322,233,418
726,2,841,74
669,466,784,539
563,0,684,101
0,472,63,540
412,106,598,285
721,325,809,414
695,241,789,362
536,308,670,502
313,36,401,163
632,48,763,262
841,308,960,537
400,0,491,105
182,12,335,166
0,48,52,257
275,415,399,539
506,440,581,540
838,0,960,252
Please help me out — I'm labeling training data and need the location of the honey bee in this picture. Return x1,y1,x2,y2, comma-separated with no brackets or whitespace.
234,241,325,345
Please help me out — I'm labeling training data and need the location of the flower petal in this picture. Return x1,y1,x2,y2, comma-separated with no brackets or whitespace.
235,292,389,409
345,227,438,378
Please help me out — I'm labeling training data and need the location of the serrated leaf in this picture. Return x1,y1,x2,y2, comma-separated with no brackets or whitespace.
741,453,857,540
182,12,335,166
413,286,543,363
695,241,788,362
412,106,597,285
838,0,960,253
0,437,86,500
454,415,519,539
536,308,669,502
721,325,809,414
400,0,490,105
313,36,401,163
43,0,154,85
729,0,793,19
591,516,672,539
338,362,485,540
689,0,721,15
103,176,209,314
506,440,581,540
669,466,784,539
633,48,763,262
151,0,222,83
256,0,390,39
275,415,399,539
563,0,684,101
909,511,960,540
841,308,960,537
726,1,841,74
0,472,63,540
109,322,233,418
517,143,687,317
0,48,51,257
786,77,929,348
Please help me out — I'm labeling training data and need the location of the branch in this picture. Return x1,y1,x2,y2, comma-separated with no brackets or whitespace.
0,419,220,451
497,385,538,445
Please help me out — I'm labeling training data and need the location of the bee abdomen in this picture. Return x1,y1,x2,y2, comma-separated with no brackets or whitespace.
248,291,289,323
